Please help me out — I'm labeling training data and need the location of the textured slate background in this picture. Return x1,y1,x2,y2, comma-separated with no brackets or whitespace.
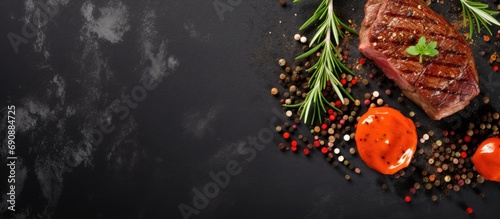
1,0,500,218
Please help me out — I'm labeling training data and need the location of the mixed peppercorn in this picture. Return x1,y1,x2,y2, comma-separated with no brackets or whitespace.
272,32,500,212
273,0,500,215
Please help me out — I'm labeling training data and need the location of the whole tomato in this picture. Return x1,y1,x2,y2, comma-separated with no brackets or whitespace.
472,137,500,182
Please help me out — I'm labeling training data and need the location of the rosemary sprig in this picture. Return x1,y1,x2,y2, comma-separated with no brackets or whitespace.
460,0,500,37
285,0,357,125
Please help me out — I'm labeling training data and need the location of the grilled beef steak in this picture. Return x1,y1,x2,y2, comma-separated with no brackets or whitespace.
359,0,480,120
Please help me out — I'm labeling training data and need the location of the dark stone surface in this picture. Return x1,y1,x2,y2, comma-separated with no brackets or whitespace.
1,0,500,218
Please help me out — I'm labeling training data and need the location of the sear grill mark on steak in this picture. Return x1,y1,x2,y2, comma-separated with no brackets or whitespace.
430,61,462,69
438,49,467,57
384,12,440,25
421,72,470,82
359,0,480,120
428,32,461,41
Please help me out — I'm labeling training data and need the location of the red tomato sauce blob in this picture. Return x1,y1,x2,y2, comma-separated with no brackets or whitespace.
355,107,418,175
472,137,500,182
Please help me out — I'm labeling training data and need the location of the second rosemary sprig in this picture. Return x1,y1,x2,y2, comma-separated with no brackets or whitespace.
285,0,357,125
460,0,500,37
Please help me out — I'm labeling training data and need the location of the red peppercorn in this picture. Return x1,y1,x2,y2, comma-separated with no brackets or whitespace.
291,146,297,152
283,132,290,139
313,140,321,147
464,135,471,143
494,65,499,71
329,115,336,121
409,188,416,194
466,207,473,214
321,147,328,154
294,118,301,124
303,148,310,155
351,79,357,85
461,151,467,159
328,108,334,115
340,78,347,85
404,195,411,203
321,123,328,130
359,57,366,65
291,140,298,147
335,100,342,107
326,80,332,87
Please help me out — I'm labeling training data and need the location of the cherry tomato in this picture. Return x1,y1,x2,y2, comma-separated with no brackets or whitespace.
472,137,500,182
355,107,417,175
